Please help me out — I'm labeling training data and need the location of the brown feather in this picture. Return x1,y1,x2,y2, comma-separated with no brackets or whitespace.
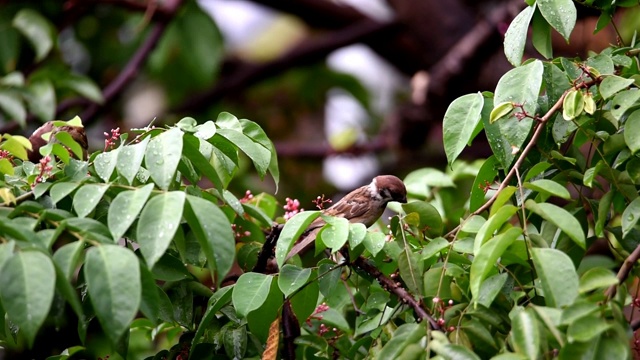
285,175,407,261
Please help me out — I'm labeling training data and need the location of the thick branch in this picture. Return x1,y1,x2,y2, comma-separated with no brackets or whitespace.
605,243,640,299
274,136,391,159
427,0,521,99
282,300,300,360
246,0,424,74
253,224,281,273
353,255,439,330
174,19,399,113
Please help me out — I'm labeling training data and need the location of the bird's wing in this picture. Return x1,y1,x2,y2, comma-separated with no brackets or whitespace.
323,188,370,221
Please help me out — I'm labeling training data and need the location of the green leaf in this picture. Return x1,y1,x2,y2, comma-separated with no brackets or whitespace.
504,5,535,66
595,190,613,237
622,197,640,238
524,179,571,199
85,245,141,344
379,324,428,359
487,60,543,168
137,191,185,268
599,75,635,100
567,315,611,342
63,217,114,244
0,251,55,348
182,135,223,189
579,267,618,294
560,300,599,325
398,250,423,295
537,0,576,41
474,205,518,255
191,286,233,347
116,136,150,184
0,91,26,127
288,276,318,330
348,222,367,248
583,92,596,115
52,241,84,281
477,273,508,308
431,340,481,360
50,181,82,204
510,307,540,359
24,79,55,122
525,200,585,249
531,248,579,308
195,120,216,139
151,253,191,281
0,158,13,175
624,109,640,154
216,128,270,178
318,216,349,251
490,101,515,124
470,156,499,212
184,195,235,283
402,200,444,237
470,227,520,301
275,211,321,267
363,231,386,256
443,92,484,166
232,272,272,318
239,118,279,187
610,89,640,121
107,184,154,241
583,161,604,188
318,261,341,299
531,7,552,59
422,237,450,260
12,9,54,62
278,264,312,298
138,262,160,322
72,183,109,218
177,117,197,132
54,131,84,160
562,89,584,121
1,135,30,160
94,148,120,182
145,128,183,190
59,74,104,104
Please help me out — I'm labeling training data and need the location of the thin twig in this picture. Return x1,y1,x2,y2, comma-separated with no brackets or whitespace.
445,79,598,239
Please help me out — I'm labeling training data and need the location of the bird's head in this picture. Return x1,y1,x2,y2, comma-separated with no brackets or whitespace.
370,175,407,204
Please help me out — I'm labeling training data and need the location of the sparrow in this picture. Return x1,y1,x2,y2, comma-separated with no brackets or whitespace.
286,175,407,260
28,121,88,162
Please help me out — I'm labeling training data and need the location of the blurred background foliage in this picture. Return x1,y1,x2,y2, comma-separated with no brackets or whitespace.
0,0,638,207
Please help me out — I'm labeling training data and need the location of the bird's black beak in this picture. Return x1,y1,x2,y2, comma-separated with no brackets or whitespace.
398,196,407,204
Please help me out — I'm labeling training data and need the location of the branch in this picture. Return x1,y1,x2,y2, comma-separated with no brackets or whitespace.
174,19,399,113
282,300,300,360
253,224,282,273
0,0,182,135
445,79,599,239
605,243,640,299
426,0,521,99
246,0,424,74
353,255,439,330
274,136,391,159
77,0,183,124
